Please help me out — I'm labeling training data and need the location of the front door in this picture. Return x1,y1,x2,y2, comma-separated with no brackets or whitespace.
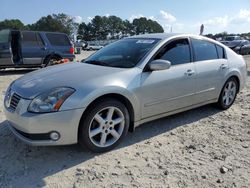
139,38,196,119
0,29,13,66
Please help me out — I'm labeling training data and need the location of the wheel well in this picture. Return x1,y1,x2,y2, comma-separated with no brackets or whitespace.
230,75,240,93
43,54,62,64
78,94,135,136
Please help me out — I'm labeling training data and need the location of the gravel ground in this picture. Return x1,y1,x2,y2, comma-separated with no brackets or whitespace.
0,54,249,188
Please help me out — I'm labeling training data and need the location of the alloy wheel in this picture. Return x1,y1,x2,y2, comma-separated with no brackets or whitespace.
88,106,125,147
222,80,237,106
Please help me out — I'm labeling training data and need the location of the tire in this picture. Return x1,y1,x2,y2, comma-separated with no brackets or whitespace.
43,55,62,67
78,98,130,152
216,77,238,110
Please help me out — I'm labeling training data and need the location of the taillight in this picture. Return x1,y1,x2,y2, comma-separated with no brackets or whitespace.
69,47,74,54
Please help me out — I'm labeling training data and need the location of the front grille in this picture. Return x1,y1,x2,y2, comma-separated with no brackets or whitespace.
9,93,21,111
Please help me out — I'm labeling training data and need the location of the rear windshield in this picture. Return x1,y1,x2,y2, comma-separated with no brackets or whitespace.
46,33,71,46
0,29,10,43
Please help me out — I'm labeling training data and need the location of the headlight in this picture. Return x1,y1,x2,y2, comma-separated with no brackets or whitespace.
28,87,75,113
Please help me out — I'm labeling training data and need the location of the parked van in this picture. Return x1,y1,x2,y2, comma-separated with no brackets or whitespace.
0,29,75,69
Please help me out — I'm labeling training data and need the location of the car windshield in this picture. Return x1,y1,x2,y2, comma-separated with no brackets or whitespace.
83,38,160,68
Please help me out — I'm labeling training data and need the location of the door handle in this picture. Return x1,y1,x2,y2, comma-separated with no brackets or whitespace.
220,64,228,70
185,69,195,76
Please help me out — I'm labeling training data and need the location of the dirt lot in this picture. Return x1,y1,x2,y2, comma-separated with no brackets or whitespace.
0,54,249,188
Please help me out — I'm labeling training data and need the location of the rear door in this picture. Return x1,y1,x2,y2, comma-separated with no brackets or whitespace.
21,31,47,65
0,29,13,66
191,38,228,104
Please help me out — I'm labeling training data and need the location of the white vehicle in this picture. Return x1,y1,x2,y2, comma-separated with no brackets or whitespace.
85,43,104,51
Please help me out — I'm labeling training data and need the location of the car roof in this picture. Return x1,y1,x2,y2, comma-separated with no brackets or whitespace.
128,33,180,40
127,33,210,40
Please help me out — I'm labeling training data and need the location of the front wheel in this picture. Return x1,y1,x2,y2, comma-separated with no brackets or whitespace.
216,77,238,110
78,99,130,152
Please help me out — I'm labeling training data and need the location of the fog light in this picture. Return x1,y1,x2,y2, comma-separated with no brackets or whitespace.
50,132,60,141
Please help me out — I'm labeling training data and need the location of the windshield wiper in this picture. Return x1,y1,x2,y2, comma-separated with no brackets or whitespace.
84,60,110,67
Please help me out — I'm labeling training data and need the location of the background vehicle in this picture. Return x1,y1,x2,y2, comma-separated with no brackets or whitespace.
240,43,250,55
224,40,250,54
74,40,87,50
4,34,247,152
0,29,75,69
220,35,242,45
85,42,104,50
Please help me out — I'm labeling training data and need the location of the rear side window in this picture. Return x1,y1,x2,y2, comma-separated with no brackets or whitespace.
191,39,218,61
216,45,225,59
46,33,71,46
0,29,10,43
22,31,40,47
155,38,191,65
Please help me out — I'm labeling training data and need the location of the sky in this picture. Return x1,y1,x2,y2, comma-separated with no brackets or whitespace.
1,0,250,34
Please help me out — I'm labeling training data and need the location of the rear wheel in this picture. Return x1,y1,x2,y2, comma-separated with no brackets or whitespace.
43,55,62,67
216,77,238,110
78,99,130,152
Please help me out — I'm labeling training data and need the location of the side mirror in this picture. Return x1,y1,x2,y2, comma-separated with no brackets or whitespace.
147,59,171,71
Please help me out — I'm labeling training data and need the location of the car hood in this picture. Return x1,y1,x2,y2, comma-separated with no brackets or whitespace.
11,62,140,99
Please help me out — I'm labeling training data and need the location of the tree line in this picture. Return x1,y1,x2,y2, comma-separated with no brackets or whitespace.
0,13,164,41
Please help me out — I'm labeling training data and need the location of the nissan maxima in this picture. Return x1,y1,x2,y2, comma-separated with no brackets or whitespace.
4,33,247,152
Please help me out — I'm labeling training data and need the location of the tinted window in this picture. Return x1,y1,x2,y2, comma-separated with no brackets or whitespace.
155,39,191,65
46,33,71,46
216,45,225,59
22,32,39,47
192,39,218,61
0,29,10,43
37,33,44,46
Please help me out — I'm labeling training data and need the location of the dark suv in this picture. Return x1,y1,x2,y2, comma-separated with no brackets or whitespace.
0,29,75,69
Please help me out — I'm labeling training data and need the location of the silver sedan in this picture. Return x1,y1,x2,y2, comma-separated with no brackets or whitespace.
4,33,247,152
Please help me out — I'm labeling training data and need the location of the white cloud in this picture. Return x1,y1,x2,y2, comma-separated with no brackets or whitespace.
159,10,176,23
238,9,250,22
73,16,83,24
128,10,177,32
197,9,250,33
149,16,156,21
87,16,93,21
203,15,230,27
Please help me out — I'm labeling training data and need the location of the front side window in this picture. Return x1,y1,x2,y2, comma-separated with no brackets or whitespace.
83,38,160,68
154,38,191,65
192,39,218,61
22,31,39,47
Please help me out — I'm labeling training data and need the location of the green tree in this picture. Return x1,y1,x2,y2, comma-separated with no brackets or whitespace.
133,17,164,35
122,20,135,36
107,16,124,39
78,22,92,41
0,19,25,30
29,13,77,35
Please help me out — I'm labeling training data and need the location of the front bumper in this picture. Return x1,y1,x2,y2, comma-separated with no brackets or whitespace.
4,97,85,146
